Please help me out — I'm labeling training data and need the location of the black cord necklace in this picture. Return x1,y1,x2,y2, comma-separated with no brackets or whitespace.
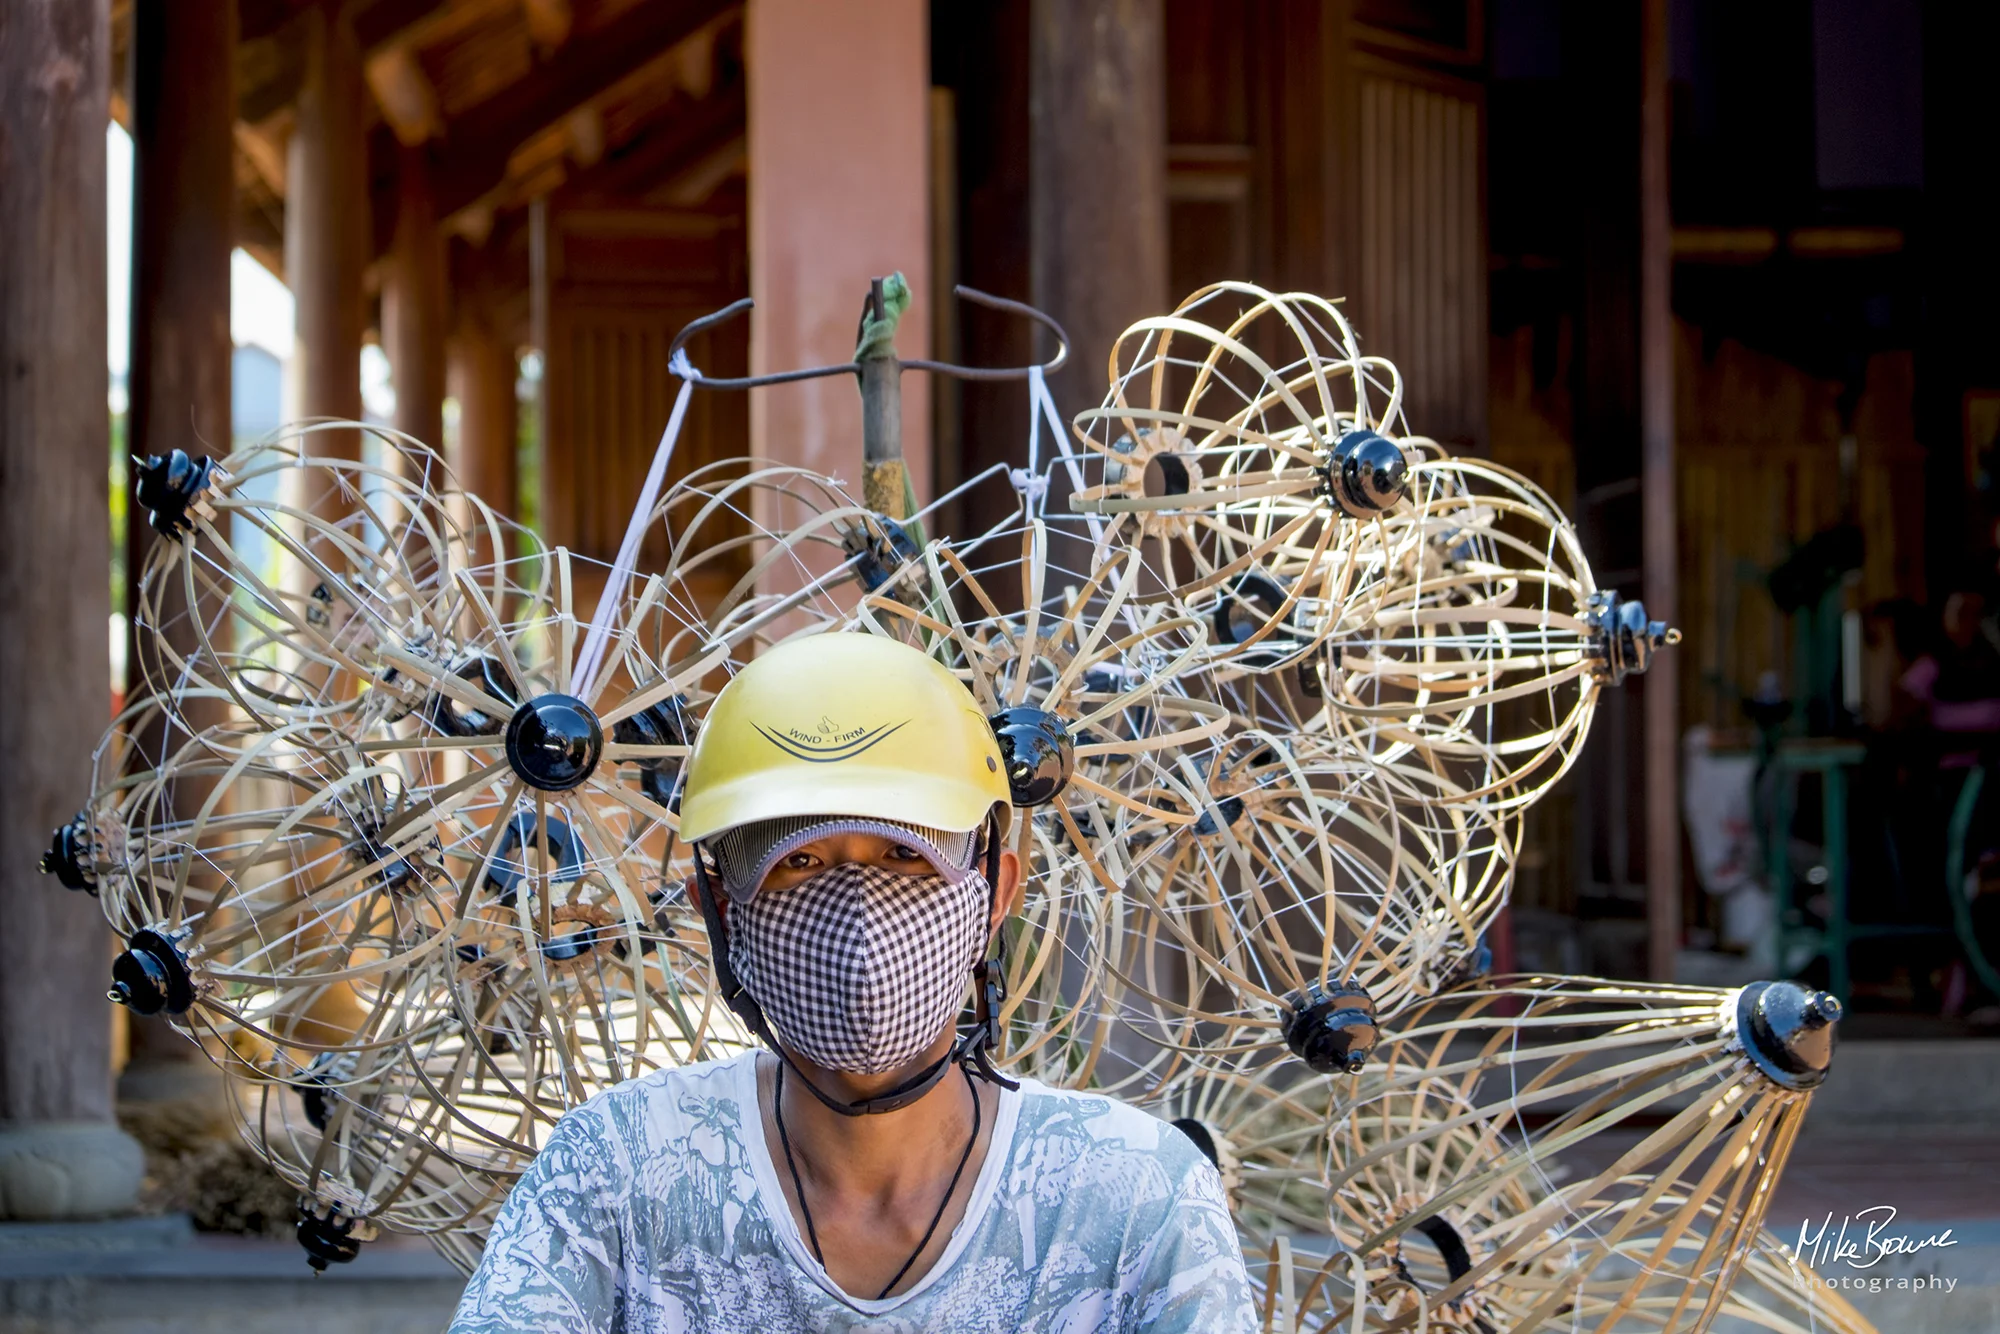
774,1059,983,1301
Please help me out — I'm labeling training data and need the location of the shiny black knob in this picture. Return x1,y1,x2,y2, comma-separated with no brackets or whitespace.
1323,429,1408,517
1444,941,1494,987
505,694,604,792
1585,589,1676,685
39,812,95,893
108,928,196,1016
133,449,216,539
989,707,1074,807
296,1209,364,1272
1737,979,1843,1090
294,1052,357,1133
1281,979,1379,1075
844,513,924,592
613,695,691,749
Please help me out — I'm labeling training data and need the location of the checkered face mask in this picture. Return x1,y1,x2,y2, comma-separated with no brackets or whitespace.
728,862,990,1074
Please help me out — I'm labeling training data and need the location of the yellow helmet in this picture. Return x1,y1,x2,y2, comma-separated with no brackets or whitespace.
678,633,1011,844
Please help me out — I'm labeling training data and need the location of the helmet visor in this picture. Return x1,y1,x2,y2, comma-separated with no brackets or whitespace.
708,816,981,905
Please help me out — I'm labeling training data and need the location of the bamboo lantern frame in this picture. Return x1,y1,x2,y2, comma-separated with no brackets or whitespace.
46,282,1866,1332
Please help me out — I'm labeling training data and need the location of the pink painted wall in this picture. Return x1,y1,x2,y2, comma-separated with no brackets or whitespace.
746,0,931,515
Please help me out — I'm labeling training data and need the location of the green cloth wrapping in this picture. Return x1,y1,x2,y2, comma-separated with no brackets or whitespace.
854,272,912,361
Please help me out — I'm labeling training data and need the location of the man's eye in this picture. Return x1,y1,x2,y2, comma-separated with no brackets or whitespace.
887,844,924,861
782,852,820,870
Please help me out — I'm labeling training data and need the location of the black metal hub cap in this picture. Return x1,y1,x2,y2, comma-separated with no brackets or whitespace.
504,694,604,792
1321,428,1409,517
1736,978,1842,1090
108,928,196,1016
133,449,216,539
1281,978,1379,1074
296,1210,364,1272
988,706,1076,807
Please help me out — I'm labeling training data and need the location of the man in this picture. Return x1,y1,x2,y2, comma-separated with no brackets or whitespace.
451,634,1258,1332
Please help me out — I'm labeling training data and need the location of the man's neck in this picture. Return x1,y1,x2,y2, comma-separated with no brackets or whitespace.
756,1044,1007,1298
766,1044,989,1202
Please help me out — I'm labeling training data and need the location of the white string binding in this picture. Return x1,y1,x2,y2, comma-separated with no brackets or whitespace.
573,348,701,702
1010,366,1053,508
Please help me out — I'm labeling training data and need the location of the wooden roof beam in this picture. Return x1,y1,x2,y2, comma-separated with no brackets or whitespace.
565,105,605,168
241,0,449,127
423,0,737,221
474,77,744,260
235,118,290,196
521,0,574,52
366,41,442,145
552,79,744,206
243,0,449,45
652,134,744,209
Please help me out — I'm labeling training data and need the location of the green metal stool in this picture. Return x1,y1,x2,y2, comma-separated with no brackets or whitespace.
1945,763,2000,1001
1763,738,1947,1003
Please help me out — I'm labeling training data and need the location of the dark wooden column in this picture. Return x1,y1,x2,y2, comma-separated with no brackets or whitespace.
1028,0,1167,427
0,0,146,1217
129,0,236,477
1639,0,1680,981
1566,0,1649,971
387,146,447,451
287,2,368,451
935,0,1031,548
121,0,240,1114
1027,0,1166,1059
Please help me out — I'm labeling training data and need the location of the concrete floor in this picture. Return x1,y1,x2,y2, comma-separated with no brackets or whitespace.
1543,1035,2000,1334
5,1041,1994,1332
0,1222,463,1334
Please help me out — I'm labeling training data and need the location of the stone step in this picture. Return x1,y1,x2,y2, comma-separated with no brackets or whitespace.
1831,1218,2000,1334
1802,1039,2000,1132
0,1218,464,1334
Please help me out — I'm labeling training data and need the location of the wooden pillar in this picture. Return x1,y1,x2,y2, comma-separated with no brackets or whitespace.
939,0,1032,552
287,2,368,448
129,0,236,479
1567,0,1648,947
745,0,931,522
1640,0,1680,981
386,146,447,451
1029,0,1167,428
121,0,240,1116
448,286,520,560
1028,0,1166,1066
0,0,147,1217
276,4,372,1049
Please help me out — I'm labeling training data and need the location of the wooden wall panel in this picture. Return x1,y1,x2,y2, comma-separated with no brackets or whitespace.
1157,1,1485,451
1356,66,1486,447
1164,0,1254,313
541,206,748,596
1498,317,1926,734
1673,328,1922,731
1488,322,1577,511
545,302,748,569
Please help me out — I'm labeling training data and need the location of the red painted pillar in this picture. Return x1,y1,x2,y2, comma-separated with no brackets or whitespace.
745,0,932,531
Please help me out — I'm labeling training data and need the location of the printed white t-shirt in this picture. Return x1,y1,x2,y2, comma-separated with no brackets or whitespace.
450,1051,1259,1333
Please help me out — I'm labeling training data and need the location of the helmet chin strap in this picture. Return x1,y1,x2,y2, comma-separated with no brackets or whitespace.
693,811,1019,1119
